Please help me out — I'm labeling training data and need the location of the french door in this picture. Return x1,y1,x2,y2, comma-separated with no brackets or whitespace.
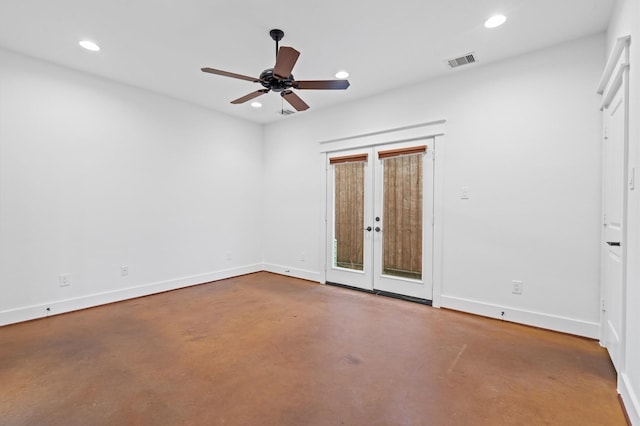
326,140,434,301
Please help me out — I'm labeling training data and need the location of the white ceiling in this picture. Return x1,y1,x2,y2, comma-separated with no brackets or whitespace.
0,0,615,124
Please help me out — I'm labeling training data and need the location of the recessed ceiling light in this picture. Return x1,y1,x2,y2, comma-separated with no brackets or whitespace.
335,70,349,79
250,101,262,108
484,14,507,29
79,40,100,51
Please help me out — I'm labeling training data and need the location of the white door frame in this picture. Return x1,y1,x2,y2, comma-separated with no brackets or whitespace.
597,35,631,371
318,120,446,307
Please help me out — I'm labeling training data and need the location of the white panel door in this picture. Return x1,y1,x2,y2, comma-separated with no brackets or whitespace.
602,82,627,372
326,140,434,301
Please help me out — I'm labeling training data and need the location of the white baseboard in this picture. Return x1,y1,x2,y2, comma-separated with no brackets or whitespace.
261,263,322,283
2,268,601,342
0,264,263,327
620,372,640,425
440,295,601,339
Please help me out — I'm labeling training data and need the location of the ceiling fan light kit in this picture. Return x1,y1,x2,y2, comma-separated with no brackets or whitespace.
201,29,350,112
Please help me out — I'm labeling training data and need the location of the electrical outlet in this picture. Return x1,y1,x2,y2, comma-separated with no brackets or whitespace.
299,251,305,262
59,273,71,287
512,280,523,295
225,251,232,261
121,266,129,276
460,186,470,199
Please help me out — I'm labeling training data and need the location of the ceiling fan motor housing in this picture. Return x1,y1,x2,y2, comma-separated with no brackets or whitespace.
259,68,294,92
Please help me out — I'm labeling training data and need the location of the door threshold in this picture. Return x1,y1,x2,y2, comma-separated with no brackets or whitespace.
325,282,432,306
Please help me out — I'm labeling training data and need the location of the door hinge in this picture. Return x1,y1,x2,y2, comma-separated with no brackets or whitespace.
604,126,608,140
601,299,606,312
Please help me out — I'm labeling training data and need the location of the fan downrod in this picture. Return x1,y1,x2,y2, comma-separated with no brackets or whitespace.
269,29,284,57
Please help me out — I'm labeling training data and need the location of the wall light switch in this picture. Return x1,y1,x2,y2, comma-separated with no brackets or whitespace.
121,266,129,276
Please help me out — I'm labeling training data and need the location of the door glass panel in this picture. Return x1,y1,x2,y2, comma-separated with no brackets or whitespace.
382,154,422,279
334,162,365,271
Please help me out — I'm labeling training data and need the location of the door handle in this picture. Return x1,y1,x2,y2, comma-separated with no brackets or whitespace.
375,227,382,232
364,226,372,232
606,241,621,247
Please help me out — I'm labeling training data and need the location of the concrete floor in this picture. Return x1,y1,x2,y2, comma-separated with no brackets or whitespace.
0,272,626,425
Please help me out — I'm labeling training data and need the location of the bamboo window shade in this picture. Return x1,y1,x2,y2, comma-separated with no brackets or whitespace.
378,145,427,159
329,153,368,164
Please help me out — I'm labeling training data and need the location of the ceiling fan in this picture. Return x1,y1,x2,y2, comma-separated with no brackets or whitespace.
201,29,350,112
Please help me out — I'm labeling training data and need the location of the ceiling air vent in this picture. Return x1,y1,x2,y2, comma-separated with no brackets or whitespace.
277,109,296,116
447,53,477,68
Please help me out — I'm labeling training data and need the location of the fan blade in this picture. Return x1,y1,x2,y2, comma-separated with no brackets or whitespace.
294,80,350,90
281,90,310,111
201,67,260,83
231,89,269,104
273,47,300,78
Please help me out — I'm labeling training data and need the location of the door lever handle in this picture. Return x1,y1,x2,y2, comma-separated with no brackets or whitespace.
375,227,382,232
364,226,372,232
606,241,621,246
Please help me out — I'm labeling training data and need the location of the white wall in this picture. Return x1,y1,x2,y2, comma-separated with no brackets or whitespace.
0,48,264,325
607,0,640,423
263,34,605,337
